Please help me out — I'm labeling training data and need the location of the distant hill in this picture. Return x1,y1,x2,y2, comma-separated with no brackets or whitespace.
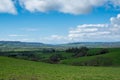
0,41,120,48
60,42,120,48
0,41,49,48
0,41,45,47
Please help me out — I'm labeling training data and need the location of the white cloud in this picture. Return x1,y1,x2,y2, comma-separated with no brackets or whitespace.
0,0,17,14
0,0,120,15
19,0,106,15
68,14,120,42
0,38,34,42
19,0,120,15
8,34,27,37
39,35,69,44
42,14,120,43
43,35,67,41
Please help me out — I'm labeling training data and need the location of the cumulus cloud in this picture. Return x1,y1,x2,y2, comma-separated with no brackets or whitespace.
1,0,120,15
19,0,106,15
0,0,17,14
42,14,120,43
18,0,120,15
68,14,120,42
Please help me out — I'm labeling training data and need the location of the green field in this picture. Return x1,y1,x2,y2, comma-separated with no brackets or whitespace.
0,56,120,80
61,48,120,66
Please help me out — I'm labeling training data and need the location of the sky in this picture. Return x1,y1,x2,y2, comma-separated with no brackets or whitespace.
0,0,120,44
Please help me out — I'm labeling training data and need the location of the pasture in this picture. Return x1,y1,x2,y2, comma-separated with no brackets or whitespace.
0,56,120,80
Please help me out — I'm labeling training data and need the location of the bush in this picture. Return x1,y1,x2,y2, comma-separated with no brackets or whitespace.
49,54,64,63
42,48,55,53
73,47,89,57
8,54,17,57
97,48,109,55
66,47,89,57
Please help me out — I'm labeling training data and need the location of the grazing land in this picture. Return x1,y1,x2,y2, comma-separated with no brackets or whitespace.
0,42,120,80
61,48,120,66
0,56,120,80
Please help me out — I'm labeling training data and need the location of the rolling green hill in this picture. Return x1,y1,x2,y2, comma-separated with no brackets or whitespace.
0,56,120,80
61,48,120,66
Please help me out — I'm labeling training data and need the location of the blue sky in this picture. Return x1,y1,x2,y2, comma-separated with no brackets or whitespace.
0,0,120,44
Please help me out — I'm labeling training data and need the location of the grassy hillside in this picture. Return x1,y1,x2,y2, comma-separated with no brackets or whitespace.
0,57,120,80
61,48,120,66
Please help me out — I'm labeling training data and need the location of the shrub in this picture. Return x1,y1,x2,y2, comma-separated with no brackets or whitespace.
49,54,64,63
97,48,109,55
42,48,55,53
73,47,89,57
8,54,17,57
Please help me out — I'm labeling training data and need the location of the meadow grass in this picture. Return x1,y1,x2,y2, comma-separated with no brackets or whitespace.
0,56,120,80
61,48,120,66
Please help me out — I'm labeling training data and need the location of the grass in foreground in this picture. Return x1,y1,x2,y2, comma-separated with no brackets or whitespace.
0,56,120,80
